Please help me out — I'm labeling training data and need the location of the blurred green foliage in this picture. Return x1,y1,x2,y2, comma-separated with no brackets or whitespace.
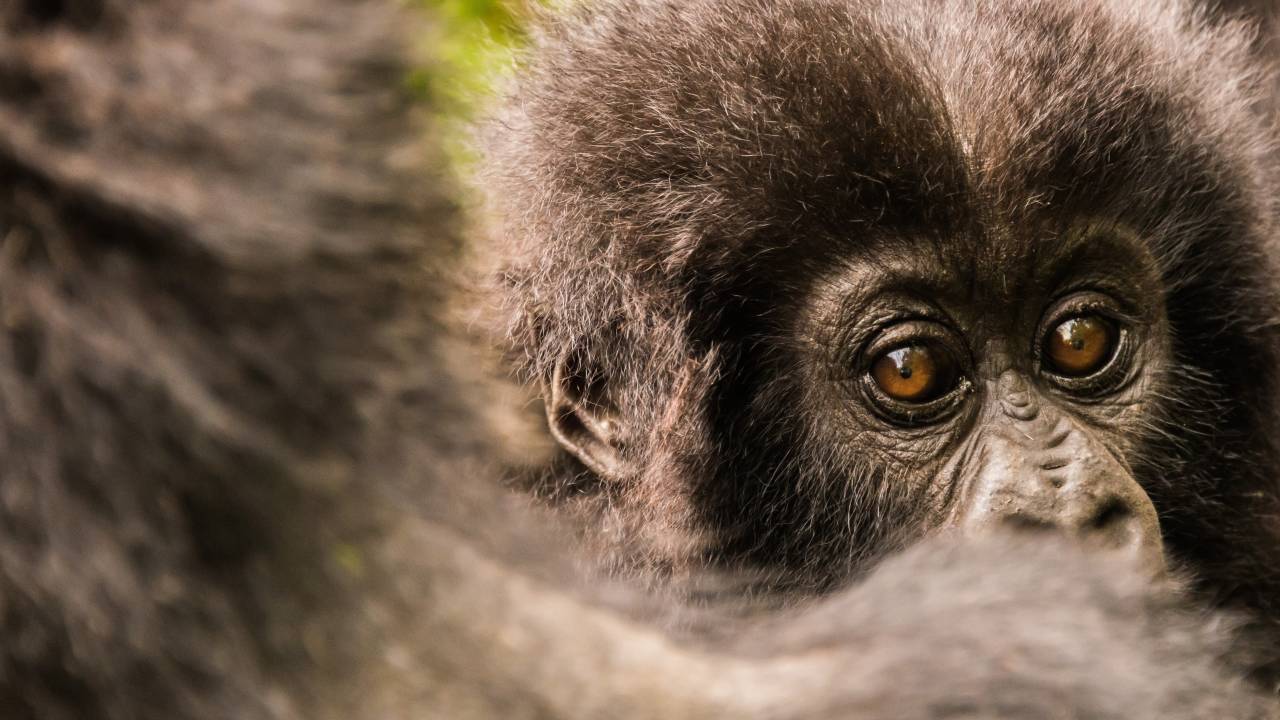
410,0,538,173
410,0,530,117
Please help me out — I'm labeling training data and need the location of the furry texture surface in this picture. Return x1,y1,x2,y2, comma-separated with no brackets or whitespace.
0,0,457,716
0,0,1277,717
478,0,1280,672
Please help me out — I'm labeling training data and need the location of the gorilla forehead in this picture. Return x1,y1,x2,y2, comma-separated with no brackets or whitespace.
509,0,1257,275
795,222,1164,330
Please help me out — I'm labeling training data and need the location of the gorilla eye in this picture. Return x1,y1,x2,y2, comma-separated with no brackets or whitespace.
1043,315,1117,377
870,344,958,403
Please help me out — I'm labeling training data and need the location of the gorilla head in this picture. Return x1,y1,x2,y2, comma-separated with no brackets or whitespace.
479,0,1280,613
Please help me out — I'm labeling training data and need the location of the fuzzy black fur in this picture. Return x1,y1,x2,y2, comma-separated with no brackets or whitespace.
1,0,1279,717
0,0,462,716
479,0,1280,675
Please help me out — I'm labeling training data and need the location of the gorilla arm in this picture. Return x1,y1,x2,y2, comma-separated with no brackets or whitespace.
413,497,1276,720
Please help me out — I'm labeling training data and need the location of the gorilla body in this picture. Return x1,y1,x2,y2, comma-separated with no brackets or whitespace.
481,0,1280,662
0,0,1276,718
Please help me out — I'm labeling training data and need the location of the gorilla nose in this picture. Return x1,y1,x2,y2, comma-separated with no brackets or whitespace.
955,425,1165,574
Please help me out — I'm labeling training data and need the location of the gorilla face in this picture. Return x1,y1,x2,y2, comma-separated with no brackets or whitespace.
785,222,1171,572
549,219,1174,577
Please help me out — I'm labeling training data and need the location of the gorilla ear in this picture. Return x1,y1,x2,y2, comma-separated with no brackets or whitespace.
544,352,632,481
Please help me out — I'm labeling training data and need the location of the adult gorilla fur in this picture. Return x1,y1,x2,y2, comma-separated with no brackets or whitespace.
480,0,1280,670
0,0,1276,718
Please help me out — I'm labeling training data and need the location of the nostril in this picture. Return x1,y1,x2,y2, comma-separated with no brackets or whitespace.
1088,498,1132,533
1076,495,1164,574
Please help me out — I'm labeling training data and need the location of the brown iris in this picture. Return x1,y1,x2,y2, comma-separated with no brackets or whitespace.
1044,315,1116,377
870,345,955,403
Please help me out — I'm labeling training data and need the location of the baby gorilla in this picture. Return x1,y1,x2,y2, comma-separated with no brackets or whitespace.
479,0,1280,648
